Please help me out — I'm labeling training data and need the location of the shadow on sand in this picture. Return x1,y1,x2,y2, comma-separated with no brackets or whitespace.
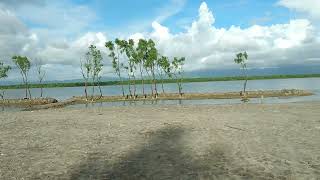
65,126,272,180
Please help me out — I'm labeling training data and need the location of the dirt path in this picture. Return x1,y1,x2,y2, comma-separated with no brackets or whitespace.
1,102,320,179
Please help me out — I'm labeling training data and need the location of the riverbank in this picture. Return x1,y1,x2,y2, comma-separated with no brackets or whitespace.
0,98,58,107
1,74,320,89
21,89,313,111
1,102,319,179
73,89,313,102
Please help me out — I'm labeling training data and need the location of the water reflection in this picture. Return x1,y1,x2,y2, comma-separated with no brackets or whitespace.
2,78,320,101
1,78,320,111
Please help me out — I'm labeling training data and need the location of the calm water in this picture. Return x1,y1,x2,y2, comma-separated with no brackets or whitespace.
2,78,320,111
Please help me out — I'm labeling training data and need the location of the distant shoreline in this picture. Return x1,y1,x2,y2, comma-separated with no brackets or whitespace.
18,89,313,111
1,73,320,90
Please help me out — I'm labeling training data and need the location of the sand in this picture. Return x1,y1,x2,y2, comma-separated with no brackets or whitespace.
0,102,320,179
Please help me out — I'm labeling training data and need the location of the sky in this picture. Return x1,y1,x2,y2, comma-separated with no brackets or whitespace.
0,0,320,81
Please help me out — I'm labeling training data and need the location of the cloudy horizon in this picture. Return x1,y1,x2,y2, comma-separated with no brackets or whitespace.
0,0,320,82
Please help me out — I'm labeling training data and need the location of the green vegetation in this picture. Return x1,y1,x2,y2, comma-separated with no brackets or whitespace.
1,74,319,90
12,56,31,99
234,52,248,94
3,39,318,101
0,61,11,99
105,39,125,97
105,38,185,99
80,45,104,100
35,59,46,98
170,57,185,96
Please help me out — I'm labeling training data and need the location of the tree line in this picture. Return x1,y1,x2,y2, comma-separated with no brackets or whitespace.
103,38,185,100
0,56,45,100
78,38,186,100
0,38,186,100
0,37,250,101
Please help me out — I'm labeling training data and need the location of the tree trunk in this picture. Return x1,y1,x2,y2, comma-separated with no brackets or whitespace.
116,49,125,97
24,81,28,99
146,69,153,97
243,65,248,93
0,90,4,100
84,80,88,100
40,86,43,98
27,83,31,99
161,78,165,94
174,74,181,96
157,66,165,94
98,80,103,99
151,66,157,98
139,63,145,96
92,76,95,100
177,80,181,96
25,75,31,99
243,79,248,93
127,72,132,98
119,74,125,97
132,73,136,98
180,74,183,96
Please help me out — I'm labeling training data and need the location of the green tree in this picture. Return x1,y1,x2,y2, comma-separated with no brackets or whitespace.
171,57,185,96
136,39,148,97
105,40,125,97
116,39,133,98
157,55,170,94
124,39,138,98
234,51,248,94
144,39,158,98
87,45,103,99
80,55,92,100
12,56,31,99
35,59,46,98
0,61,11,100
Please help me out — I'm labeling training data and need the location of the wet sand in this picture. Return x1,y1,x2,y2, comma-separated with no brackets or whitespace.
1,102,320,179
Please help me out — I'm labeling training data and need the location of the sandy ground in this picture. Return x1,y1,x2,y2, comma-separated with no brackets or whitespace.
1,102,320,180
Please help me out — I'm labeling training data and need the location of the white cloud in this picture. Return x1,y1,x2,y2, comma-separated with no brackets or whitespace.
1,1,320,81
0,8,38,61
278,0,320,19
155,0,186,22
36,32,109,65
146,2,319,71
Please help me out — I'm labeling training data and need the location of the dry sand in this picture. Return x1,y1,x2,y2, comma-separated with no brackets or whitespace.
1,102,320,179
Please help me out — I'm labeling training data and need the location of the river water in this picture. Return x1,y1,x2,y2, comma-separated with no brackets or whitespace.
1,78,320,110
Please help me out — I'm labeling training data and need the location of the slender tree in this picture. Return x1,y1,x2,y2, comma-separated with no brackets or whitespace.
80,55,92,100
157,55,170,94
87,45,103,99
105,40,125,97
116,39,133,98
12,56,31,99
234,51,249,94
125,39,138,98
0,61,11,100
144,39,158,98
136,39,148,97
35,59,46,98
171,57,185,96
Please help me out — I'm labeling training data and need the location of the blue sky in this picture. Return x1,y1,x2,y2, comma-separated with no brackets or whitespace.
66,0,295,35
0,0,319,81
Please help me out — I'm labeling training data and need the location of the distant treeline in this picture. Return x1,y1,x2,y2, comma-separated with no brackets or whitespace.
1,74,319,90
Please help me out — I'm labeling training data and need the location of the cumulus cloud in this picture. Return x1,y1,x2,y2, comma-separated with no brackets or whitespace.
36,32,108,65
278,0,320,19
0,8,37,61
1,1,320,81
148,2,319,71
